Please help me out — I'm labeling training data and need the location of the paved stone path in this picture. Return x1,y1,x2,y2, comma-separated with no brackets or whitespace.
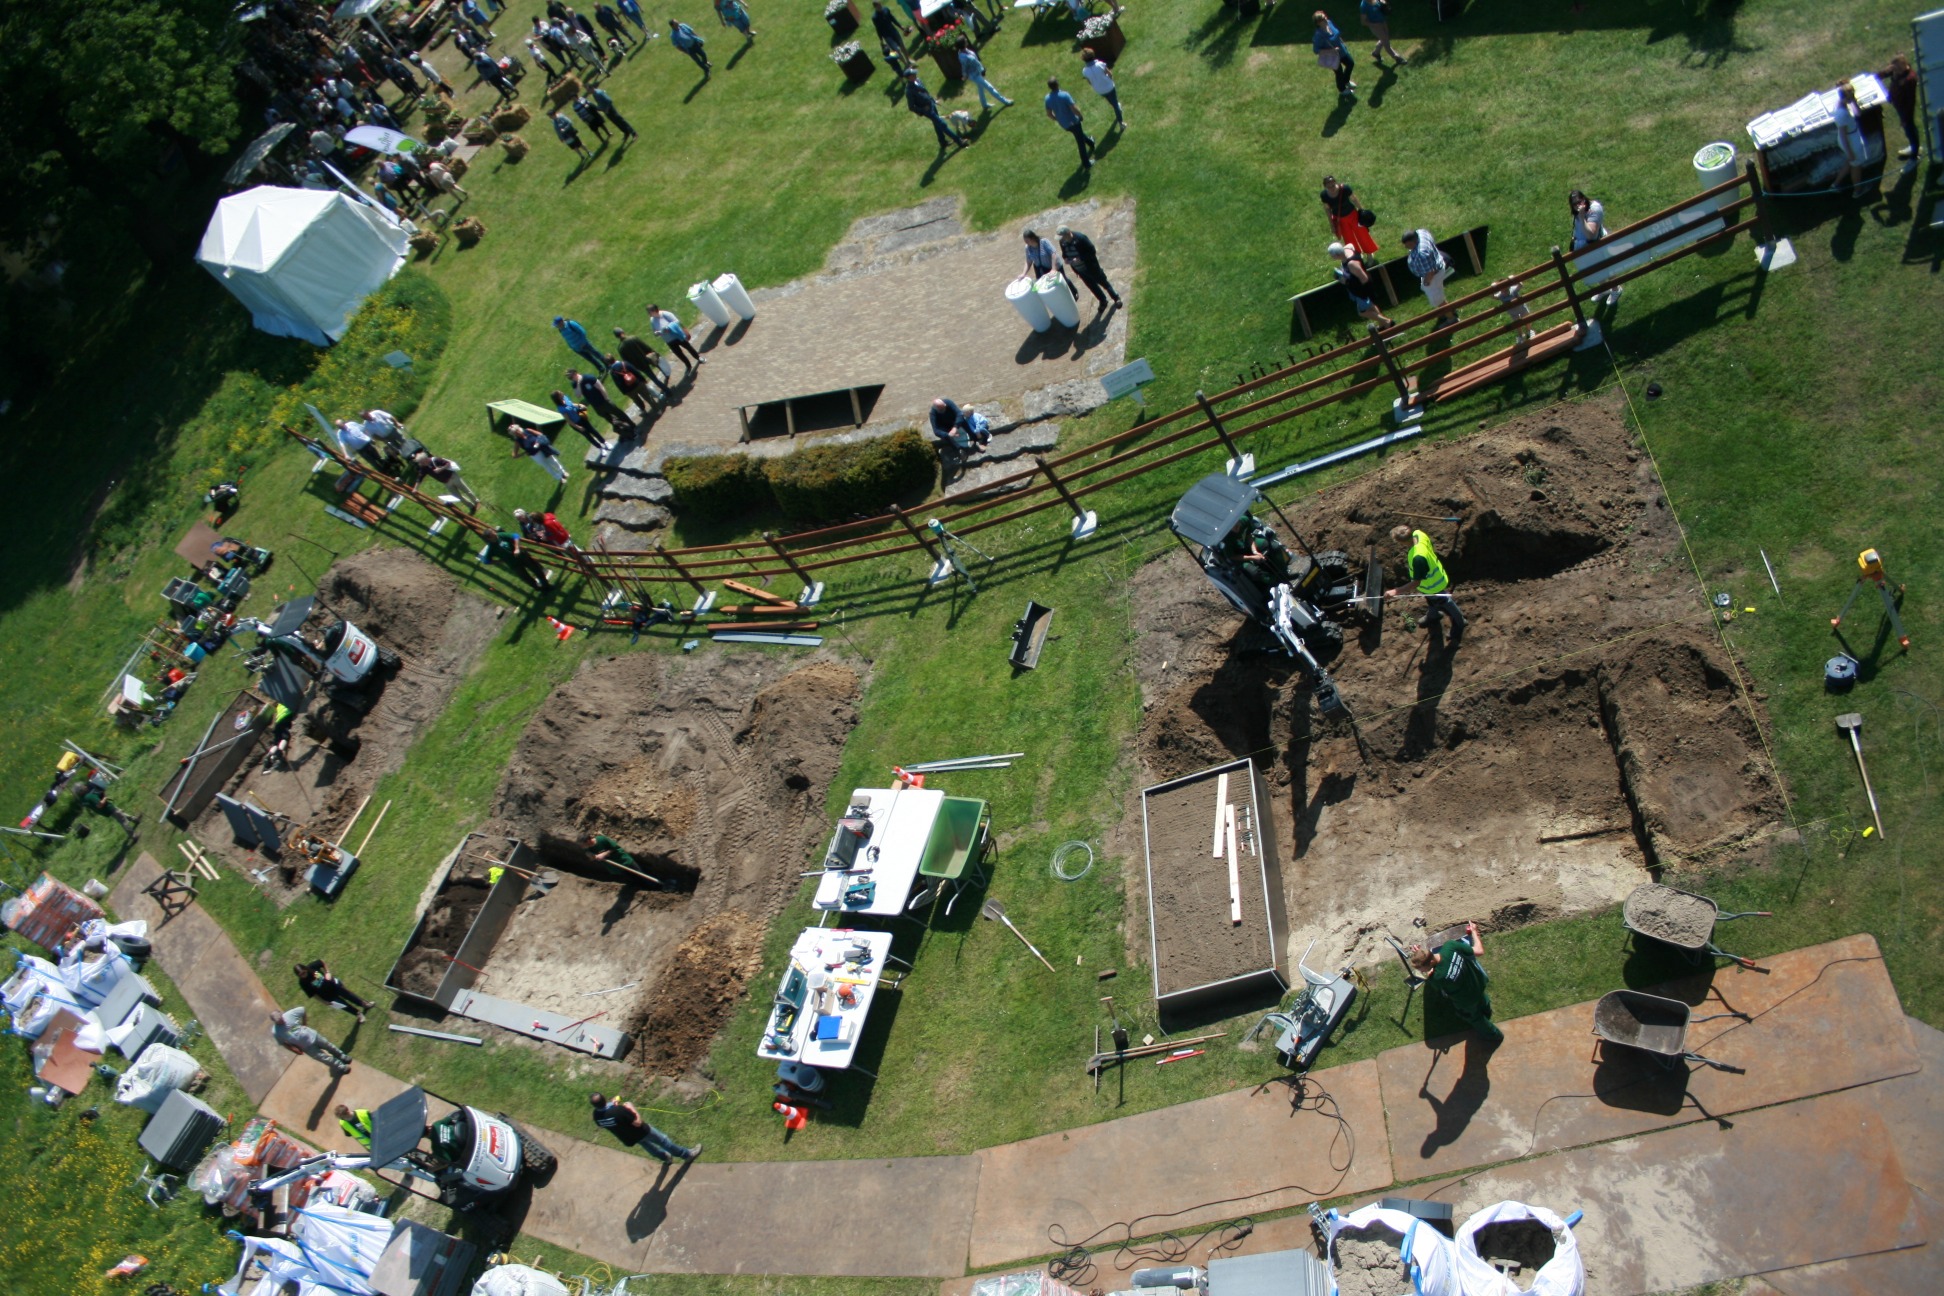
103,857,1939,1285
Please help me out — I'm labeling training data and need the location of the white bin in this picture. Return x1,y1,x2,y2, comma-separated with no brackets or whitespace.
1693,141,1738,214
713,272,757,320
1006,275,1051,332
688,279,732,327
1035,272,1081,328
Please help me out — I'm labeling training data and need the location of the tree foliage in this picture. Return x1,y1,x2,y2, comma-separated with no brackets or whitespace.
0,0,243,255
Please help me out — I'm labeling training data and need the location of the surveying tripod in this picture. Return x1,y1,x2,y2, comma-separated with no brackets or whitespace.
1830,548,1911,649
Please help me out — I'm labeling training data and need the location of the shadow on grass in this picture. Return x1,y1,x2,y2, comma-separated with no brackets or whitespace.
1182,5,1250,70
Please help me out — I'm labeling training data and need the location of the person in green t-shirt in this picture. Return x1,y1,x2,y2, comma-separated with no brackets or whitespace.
486,528,552,594
585,833,664,888
1410,921,1503,1045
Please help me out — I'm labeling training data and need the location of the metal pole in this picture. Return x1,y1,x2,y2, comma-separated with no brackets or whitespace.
1193,391,1243,461
1550,246,1589,332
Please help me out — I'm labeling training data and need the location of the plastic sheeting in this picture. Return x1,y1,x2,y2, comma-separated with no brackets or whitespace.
3,953,89,1038
1455,1202,1585,1296
1323,1204,1462,1296
969,1274,1084,1296
116,1043,203,1113
471,1265,571,1296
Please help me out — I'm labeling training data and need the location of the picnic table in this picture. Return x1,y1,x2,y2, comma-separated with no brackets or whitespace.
813,785,946,916
756,927,897,1070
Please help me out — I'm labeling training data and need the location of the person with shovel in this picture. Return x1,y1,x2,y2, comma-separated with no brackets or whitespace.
585,833,664,888
1409,921,1502,1046
1387,524,1465,649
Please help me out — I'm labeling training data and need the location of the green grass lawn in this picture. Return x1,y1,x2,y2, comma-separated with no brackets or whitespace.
1,0,1940,1282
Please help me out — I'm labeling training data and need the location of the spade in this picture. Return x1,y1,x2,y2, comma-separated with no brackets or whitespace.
982,899,1057,972
1835,713,1886,839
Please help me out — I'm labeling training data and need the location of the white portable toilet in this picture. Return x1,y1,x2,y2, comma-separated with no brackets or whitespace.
688,278,732,327
1035,272,1081,328
1006,275,1051,332
713,272,757,320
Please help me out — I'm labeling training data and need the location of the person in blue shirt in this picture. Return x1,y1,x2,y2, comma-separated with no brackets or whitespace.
1311,11,1356,100
714,0,756,40
904,69,967,151
554,316,609,373
617,0,647,32
668,18,712,74
1043,78,1094,169
589,86,638,141
957,38,1012,111
1358,0,1405,66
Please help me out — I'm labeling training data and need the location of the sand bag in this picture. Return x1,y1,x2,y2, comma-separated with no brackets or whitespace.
116,1043,203,1112
471,1266,571,1296
1455,1202,1585,1296
1324,1204,1462,1296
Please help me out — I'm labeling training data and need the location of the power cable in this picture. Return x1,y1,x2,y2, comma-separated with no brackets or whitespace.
1044,1072,1354,1286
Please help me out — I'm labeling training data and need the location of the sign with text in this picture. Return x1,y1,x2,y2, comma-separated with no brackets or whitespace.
1101,357,1155,402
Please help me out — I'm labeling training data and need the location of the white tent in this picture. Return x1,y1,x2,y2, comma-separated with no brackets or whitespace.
196,186,408,346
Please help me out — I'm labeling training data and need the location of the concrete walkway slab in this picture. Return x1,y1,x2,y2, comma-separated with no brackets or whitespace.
1397,1087,1925,1295
109,853,296,1104
966,1058,1391,1270
1759,1188,1939,1296
524,1141,981,1278
259,1051,441,1152
1377,934,1917,1182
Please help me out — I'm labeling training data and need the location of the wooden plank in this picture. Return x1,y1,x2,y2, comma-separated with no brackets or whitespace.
1212,772,1228,857
849,387,864,427
1461,227,1484,274
1417,321,1580,404
714,604,806,616
1225,804,1241,925
723,578,792,605
1375,261,1400,306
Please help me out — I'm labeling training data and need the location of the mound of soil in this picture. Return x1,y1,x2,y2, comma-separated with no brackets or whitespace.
197,548,499,905
393,878,491,998
478,651,862,1076
1332,1226,1412,1296
1126,399,1782,969
1474,1219,1558,1290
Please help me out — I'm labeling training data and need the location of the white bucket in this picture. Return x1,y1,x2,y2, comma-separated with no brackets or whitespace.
688,279,732,327
713,272,757,320
1693,141,1738,214
1035,272,1081,328
1006,275,1051,332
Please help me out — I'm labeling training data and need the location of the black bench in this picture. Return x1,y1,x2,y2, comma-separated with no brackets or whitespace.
737,383,885,442
1289,224,1490,340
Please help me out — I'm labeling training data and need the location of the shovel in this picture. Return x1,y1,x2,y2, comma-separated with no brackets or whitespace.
982,899,1057,973
1835,713,1886,840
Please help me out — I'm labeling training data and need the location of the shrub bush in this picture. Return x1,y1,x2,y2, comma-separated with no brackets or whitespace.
764,429,935,521
663,452,771,516
664,429,937,523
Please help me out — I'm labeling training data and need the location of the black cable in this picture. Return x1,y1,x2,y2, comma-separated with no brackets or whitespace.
1044,1073,1354,1286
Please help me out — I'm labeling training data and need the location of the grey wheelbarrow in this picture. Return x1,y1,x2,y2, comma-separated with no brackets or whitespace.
1621,882,1770,970
1592,989,1745,1073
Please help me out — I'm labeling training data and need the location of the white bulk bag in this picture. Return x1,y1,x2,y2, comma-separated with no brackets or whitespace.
1456,1202,1585,1296
1324,1204,1462,1296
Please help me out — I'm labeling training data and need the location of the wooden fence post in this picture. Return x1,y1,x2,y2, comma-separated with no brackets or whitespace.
891,505,942,563
1366,323,1421,425
1194,390,1251,475
764,531,825,606
1034,456,1099,539
657,546,716,613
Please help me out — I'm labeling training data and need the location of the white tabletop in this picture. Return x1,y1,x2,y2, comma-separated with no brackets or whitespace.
755,927,894,1070
813,786,944,917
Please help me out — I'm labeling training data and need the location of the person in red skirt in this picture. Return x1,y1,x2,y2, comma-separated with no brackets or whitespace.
1320,175,1378,256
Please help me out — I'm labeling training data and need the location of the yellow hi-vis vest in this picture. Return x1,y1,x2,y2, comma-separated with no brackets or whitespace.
1408,530,1450,594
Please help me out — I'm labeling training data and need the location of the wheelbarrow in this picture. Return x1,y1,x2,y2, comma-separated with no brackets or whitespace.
1592,989,1744,1073
1621,883,1770,970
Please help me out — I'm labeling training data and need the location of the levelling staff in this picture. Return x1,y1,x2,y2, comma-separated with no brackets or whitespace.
335,1104,375,1149
1387,524,1466,648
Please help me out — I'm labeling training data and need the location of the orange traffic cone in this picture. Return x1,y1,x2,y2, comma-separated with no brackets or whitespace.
773,1101,808,1131
546,616,576,643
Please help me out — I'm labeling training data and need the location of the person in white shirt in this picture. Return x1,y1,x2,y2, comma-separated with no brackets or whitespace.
362,408,405,448
1568,189,1620,307
1079,50,1123,129
334,418,386,469
646,304,704,371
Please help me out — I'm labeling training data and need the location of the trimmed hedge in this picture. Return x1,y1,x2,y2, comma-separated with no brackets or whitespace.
665,428,937,523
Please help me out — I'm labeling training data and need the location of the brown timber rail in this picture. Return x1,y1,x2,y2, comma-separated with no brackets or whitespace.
286,168,1769,595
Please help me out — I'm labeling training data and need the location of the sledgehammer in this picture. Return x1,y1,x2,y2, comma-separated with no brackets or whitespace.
1835,713,1886,840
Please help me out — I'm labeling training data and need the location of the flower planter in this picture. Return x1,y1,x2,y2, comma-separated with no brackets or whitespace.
825,0,860,37
1077,15,1125,62
929,45,962,80
835,46,875,81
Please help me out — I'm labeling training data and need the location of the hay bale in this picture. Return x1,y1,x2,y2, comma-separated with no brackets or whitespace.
445,154,470,179
408,231,440,258
500,134,530,161
453,217,487,247
491,104,530,132
546,73,582,109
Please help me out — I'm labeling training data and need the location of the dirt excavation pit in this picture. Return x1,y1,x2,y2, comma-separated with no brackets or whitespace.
394,879,491,999
471,652,861,1076
1129,399,1783,971
1473,1219,1559,1290
1331,1226,1413,1296
196,547,500,904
